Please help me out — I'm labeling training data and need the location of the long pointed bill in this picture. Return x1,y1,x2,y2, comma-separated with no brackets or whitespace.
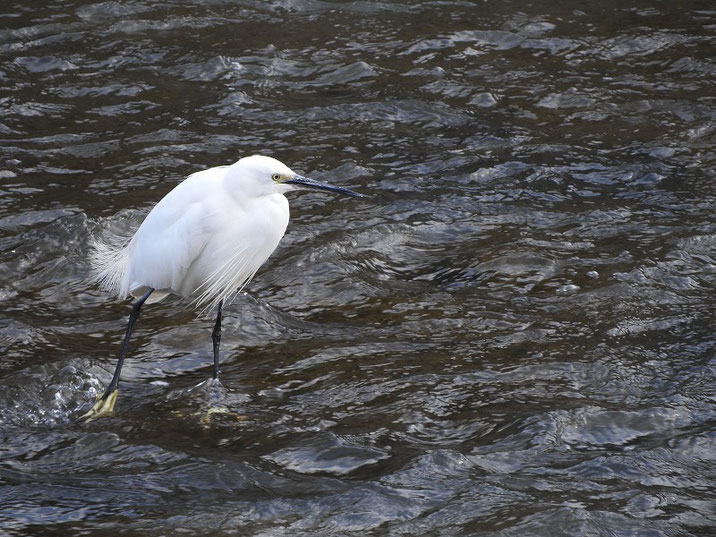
285,175,363,197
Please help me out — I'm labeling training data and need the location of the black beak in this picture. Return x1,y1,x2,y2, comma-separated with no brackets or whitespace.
285,175,363,198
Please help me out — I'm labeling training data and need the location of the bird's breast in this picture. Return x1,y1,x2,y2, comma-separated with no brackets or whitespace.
178,193,289,301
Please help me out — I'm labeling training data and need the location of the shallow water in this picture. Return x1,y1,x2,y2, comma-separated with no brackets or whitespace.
1,1,715,535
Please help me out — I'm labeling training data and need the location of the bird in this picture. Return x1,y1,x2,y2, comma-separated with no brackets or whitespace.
82,155,362,421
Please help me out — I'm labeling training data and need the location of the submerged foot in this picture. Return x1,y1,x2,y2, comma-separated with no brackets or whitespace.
80,389,118,422
188,377,247,426
199,405,246,426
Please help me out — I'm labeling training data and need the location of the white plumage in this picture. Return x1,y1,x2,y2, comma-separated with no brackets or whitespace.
91,155,293,312
82,154,361,421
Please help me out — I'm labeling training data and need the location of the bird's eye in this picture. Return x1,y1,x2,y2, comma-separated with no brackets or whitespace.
272,173,281,182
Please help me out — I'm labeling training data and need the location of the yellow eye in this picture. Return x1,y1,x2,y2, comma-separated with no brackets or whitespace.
272,173,281,182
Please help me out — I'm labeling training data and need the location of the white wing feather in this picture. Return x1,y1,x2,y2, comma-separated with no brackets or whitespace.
90,165,288,314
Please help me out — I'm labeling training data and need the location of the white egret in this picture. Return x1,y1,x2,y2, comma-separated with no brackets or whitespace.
82,155,362,421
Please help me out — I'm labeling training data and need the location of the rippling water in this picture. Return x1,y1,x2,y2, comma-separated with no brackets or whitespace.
1,1,715,535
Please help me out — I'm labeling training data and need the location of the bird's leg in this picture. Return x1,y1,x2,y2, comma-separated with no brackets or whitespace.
81,288,154,421
212,300,223,380
201,299,245,425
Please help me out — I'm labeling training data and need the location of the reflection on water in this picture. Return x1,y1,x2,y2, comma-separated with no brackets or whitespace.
1,0,714,535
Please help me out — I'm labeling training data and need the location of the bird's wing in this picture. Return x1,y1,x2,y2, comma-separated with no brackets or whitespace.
122,167,229,300
125,199,212,298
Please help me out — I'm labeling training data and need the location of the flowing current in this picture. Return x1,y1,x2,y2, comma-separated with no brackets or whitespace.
0,1,714,535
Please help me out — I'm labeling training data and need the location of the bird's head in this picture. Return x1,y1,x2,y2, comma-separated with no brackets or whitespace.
231,155,362,199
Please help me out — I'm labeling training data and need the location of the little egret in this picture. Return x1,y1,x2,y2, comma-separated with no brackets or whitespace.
83,155,362,421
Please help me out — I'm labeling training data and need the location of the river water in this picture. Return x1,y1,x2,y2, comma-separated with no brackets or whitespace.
1,1,714,535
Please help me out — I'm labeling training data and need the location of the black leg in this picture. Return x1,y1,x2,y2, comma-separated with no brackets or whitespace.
101,287,154,399
212,299,223,379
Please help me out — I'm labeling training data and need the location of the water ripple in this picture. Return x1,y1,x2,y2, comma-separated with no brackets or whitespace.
0,0,714,535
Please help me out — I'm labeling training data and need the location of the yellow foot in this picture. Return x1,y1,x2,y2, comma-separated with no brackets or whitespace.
80,389,118,422
199,406,247,427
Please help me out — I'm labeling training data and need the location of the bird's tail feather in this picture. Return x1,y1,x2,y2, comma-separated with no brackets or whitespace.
88,234,131,298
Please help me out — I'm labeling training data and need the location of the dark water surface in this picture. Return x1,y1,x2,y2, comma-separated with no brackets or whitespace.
1,1,715,535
